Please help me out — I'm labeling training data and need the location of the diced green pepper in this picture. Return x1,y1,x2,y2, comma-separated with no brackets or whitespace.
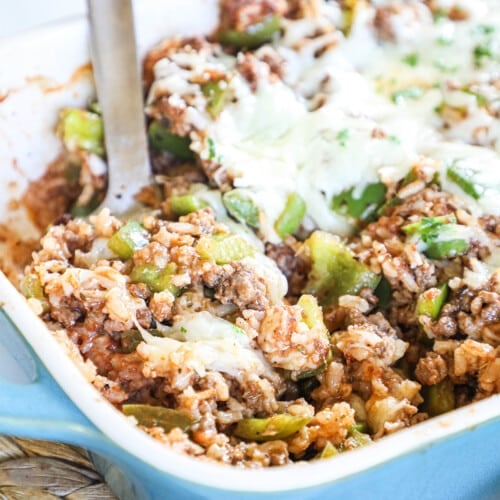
70,191,102,217
58,108,104,156
349,423,368,434
130,262,180,295
202,80,228,118
417,284,448,320
196,234,255,264
290,364,327,381
374,277,392,308
345,429,372,448
422,378,455,416
20,274,49,313
403,216,470,260
120,330,143,354
446,164,484,200
425,237,469,260
88,101,102,115
169,195,207,216
275,193,306,239
223,190,260,228
376,196,402,217
331,182,387,222
296,294,332,366
304,231,381,306
122,404,195,432
107,221,150,260
120,329,164,354
319,441,339,459
403,215,455,237
234,414,310,442
217,15,281,50
148,120,194,160
297,294,326,331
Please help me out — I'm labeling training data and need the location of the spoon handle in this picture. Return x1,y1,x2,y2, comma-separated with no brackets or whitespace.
88,0,150,214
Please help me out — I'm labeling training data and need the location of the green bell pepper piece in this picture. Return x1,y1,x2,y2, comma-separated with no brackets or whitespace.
349,423,368,434
120,329,164,354
129,262,180,295
304,231,381,306
417,284,448,320
422,378,455,416
234,414,311,442
223,190,260,228
107,221,150,260
446,164,484,200
331,182,387,222
58,108,104,156
70,191,102,217
217,15,281,50
374,277,392,308
297,294,326,331
319,441,339,459
345,429,372,448
87,101,102,115
20,274,49,313
202,80,228,118
169,194,207,216
403,216,470,260
148,121,195,160
402,215,455,237
122,404,195,432
289,296,331,381
275,193,306,239
196,234,255,264
425,237,469,260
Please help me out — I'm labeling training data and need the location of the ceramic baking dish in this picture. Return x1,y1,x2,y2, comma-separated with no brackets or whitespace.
0,1,498,498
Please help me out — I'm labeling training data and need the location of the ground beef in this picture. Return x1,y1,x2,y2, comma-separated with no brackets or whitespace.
22,155,81,230
415,352,448,385
218,0,287,32
265,241,309,297
214,261,270,310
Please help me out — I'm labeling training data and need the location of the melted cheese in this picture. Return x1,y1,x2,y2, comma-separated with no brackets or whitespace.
150,0,500,237
138,311,274,379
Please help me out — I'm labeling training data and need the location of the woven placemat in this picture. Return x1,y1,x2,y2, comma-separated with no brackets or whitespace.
0,436,116,499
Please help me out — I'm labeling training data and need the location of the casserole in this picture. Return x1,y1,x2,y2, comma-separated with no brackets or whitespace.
0,0,499,498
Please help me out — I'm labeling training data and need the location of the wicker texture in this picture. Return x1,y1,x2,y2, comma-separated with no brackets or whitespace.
0,437,116,499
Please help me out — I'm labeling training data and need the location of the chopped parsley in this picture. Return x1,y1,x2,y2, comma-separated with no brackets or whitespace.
402,53,419,67
436,35,453,46
391,86,425,104
207,137,217,160
336,128,350,147
446,162,485,200
433,60,459,73
473,43,493,67
180,326,187,333
473,24,495,35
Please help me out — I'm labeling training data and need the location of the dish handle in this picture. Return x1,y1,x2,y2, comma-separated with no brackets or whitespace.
0,307,102,445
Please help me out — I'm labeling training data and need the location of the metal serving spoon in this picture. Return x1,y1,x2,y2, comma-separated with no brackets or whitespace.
88,0,150,214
